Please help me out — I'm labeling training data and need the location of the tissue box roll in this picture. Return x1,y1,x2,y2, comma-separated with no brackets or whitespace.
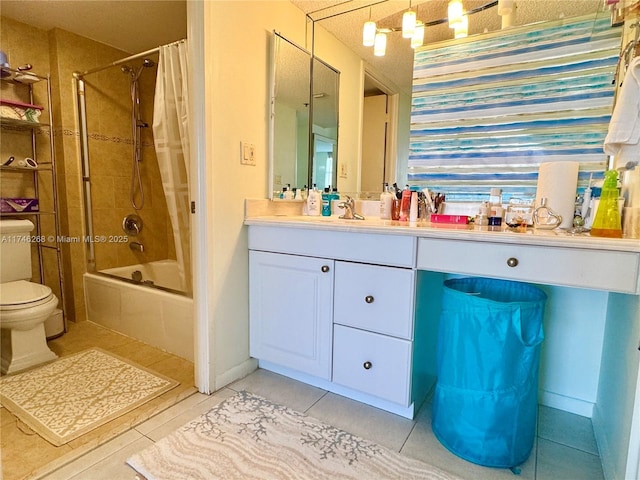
535,161,579,229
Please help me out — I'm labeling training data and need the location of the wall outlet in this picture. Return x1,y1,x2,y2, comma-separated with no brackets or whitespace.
241,141,256,166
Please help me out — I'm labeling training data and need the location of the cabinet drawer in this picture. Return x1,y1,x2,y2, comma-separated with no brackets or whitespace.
417,238,640,294
334,262,414,339
332,325,411,406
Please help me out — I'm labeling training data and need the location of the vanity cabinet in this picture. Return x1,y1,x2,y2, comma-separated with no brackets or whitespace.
249,250,334,380
248,225,428,418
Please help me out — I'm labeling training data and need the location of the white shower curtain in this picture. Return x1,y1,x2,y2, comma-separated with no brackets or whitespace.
153,41,192,293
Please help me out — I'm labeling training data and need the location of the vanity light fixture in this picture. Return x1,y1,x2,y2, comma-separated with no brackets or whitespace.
374,31,387,56
411,22,425,48
448,0,464,28
402,1,417,38
362,7,376,47
454,15,469,38
498,0,514,16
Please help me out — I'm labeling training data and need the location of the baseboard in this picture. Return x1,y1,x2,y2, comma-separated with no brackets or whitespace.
213,358,258,392
539,390,594,418
592,402,615,480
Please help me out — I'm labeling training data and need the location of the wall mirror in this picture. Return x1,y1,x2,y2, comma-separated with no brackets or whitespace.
269,31,340,198
298,0,612,195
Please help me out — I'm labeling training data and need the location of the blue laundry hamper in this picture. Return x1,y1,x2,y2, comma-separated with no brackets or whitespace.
432,277,547,469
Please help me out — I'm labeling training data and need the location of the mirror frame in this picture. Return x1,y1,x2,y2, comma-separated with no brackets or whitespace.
269,31,340,199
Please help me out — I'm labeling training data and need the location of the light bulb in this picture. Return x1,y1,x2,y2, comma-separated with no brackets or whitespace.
363,21,376,47
374,32,387,56
402,10,416,38
411,23,424,48
448,0,463,28
455,15,468,38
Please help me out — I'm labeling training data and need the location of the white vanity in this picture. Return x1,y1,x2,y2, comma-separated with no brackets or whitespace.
245,212,640,479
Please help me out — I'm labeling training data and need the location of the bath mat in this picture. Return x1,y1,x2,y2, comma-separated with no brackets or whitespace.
127,390,461,480
0,348,178,446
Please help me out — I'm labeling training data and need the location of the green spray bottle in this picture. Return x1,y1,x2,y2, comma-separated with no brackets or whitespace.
590,170,622,238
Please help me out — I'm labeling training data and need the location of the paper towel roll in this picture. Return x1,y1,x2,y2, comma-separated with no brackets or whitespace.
535,161,579,229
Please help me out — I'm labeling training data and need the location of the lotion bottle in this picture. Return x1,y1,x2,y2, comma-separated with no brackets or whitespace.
399,185,411,222
307,184,321,216
380,183,394,220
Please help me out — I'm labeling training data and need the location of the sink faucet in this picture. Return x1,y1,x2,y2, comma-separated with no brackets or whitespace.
338,196,365,220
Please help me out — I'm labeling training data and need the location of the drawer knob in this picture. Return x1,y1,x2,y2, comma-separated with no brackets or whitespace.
363,361,373,370
365,295,375,304
506,257,519,268
321,265,330,273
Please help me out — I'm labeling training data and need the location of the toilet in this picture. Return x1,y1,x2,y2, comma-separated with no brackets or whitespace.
0,219,58,374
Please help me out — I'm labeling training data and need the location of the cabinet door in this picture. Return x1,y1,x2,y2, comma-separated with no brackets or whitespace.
249,251,334,379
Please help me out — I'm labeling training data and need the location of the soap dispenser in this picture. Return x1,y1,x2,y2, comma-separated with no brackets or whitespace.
307,184,321,216
590,170,622,238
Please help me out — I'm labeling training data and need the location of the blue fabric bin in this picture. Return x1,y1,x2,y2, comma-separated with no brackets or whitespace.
432,277,547,469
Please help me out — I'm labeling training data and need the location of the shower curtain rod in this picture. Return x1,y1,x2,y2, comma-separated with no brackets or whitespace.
74,39,185,78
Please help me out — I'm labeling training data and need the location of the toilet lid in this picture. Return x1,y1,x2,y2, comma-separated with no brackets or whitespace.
0,280,53,308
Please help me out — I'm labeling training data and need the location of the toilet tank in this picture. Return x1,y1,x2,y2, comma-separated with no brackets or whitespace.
0,219,35,283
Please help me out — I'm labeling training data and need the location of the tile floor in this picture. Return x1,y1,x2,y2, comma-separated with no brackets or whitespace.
36,368,605,480
0,321,196,480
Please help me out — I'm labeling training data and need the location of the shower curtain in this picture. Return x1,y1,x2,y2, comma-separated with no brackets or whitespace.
153,41,192,293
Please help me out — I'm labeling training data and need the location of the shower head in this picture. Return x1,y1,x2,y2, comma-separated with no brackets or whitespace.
142,59,155,68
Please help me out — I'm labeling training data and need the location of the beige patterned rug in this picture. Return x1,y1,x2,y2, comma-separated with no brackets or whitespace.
0,348,178,446
127,391,462,480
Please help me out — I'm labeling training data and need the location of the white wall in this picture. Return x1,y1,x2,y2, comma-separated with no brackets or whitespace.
203,1,308,389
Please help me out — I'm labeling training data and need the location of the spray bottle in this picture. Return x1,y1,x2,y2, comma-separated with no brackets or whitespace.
590,170,622,238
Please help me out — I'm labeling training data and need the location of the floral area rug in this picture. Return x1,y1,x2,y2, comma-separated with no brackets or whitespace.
127,390,461,480
0,348,178,446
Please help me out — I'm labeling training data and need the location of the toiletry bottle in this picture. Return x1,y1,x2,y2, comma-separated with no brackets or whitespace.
294,187,302,201
399,185,412,222
590,170,622,238
307,184,321,216
380,183,394,220
392,191,401,220
283,184,294,200
330,187,340,213
321,187,332,216
409,191,418,224
488,187,503,226
279,187,286,200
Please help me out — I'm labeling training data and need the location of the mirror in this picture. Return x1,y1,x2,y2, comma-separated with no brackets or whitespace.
269,32,340,198
311,57,339,190
270,32,311,197
299,0,608,195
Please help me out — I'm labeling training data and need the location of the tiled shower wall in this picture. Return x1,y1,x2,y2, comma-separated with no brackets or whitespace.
1,16,175,322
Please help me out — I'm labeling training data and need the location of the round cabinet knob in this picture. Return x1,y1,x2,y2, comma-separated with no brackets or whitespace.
321,265,330,273
363,361,373,370
365,295,374,304
506,257,519,268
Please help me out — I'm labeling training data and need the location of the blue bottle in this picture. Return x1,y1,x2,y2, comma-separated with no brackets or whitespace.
321,187,332,216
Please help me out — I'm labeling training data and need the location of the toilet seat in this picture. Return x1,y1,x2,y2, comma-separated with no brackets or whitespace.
0,280,54,311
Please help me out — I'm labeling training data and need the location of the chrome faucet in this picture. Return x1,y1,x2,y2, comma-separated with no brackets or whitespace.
338,196,365,220
129,241,144,252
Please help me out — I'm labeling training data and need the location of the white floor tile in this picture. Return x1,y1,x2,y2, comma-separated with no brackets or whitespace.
66,437,153,480
135,391,210,435
141,388,236,442
536,437,604,480
306,392,416,452
41,430,145,480
538,405,599,455
228,368,327,413
401,400,536,480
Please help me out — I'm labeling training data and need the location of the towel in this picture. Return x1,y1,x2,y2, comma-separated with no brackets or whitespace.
604,57,640,169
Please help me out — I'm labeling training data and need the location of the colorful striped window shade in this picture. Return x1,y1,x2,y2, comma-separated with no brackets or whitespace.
409,13,622,201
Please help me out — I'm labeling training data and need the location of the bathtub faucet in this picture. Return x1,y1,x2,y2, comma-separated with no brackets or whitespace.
129,241,144,253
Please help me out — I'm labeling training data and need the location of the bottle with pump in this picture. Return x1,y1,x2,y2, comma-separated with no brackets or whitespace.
399,185,412,222
307,184,321,216
380,183,394,220
321,187,332,216
283,184,294,200
590,170,622,238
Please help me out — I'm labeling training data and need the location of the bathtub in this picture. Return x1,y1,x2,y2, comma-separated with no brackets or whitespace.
83,260,193,361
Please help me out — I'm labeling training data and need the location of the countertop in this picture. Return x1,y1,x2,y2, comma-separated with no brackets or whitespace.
244,214,640,254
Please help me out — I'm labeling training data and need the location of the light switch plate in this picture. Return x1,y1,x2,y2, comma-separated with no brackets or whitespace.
241,142,256,166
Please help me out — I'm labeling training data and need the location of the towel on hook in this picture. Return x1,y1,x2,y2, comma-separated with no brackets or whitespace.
604,57,640,169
